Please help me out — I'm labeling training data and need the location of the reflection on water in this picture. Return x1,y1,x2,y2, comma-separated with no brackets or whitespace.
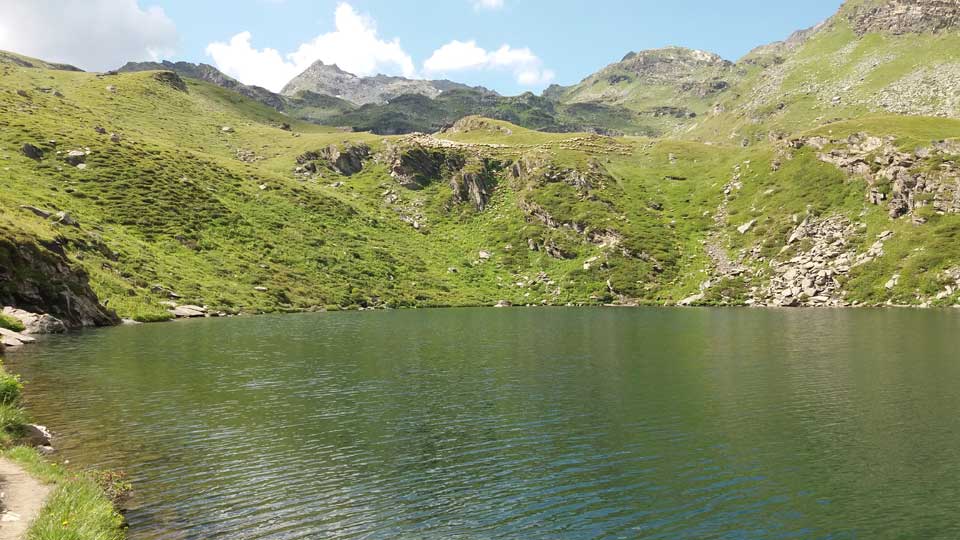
7,308,960,539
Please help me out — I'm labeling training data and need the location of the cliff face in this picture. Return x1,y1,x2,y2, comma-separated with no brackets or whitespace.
0,238,119,329
848,0,960,34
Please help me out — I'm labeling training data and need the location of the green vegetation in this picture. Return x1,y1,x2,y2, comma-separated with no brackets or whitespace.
0,313,26,332
5,447,127,540
0,363,26,445
1,1,959,316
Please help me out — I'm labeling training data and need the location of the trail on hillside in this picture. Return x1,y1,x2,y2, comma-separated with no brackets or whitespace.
0,459,51,540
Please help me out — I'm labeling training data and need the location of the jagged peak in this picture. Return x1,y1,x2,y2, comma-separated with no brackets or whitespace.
302,60,356,78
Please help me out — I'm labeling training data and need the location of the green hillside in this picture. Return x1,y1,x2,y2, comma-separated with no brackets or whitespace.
2,0,960,324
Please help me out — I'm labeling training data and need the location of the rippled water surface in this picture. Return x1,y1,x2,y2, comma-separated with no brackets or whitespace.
7,308,960,539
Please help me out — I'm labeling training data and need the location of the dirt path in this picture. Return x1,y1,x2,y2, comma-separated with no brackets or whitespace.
0,459,51,540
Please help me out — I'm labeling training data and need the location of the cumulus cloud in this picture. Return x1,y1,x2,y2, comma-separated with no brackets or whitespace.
472,0,505,10
206,2,415,92
424,40,555,87
0,0,177,72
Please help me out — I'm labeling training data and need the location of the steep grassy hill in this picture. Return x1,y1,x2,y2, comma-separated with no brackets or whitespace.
1,0,960,323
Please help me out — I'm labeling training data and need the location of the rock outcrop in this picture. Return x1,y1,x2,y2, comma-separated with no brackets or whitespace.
801,133,960,219
297,143,371,176
0,238,119,329
1,307,66,334
848,0,960,35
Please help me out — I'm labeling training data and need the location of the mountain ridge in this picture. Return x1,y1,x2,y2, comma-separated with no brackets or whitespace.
280,60,493,106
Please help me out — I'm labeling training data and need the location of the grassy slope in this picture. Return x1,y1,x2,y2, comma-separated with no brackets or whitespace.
692,17,960,143
0,63,724,317
3,17,960,318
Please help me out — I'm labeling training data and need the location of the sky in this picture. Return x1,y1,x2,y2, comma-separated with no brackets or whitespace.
0,0,842,95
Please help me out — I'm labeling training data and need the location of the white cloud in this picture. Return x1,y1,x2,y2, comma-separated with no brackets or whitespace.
424,40,555,87
472,0,505,10
206,2,415,93
205,33,300,91
0,0,177,72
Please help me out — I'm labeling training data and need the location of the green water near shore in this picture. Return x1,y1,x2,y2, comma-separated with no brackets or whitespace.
7,308,960,539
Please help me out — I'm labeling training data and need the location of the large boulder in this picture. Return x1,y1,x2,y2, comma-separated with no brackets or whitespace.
21,424,53,447
1,307,66,334
0,238,119,329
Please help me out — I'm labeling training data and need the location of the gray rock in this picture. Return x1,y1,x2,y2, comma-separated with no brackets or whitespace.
0,328,36,347
737,219,757,234
1,307,66,334
678,292,706,306
21,424,53,446
172,305,207,318
63,150,86,166
20,143,43,160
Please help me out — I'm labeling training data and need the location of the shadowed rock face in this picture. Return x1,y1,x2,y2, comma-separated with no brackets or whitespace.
849,0,960,35
0,238,119,329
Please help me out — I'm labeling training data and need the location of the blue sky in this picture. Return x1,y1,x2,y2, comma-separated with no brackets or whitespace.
0,0,843,95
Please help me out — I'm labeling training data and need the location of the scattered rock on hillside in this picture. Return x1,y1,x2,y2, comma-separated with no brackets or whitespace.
494,300,512,308
64,150,86,166
1,307,66,334
54,211,79,227
19,143,42,160
751,216,890,307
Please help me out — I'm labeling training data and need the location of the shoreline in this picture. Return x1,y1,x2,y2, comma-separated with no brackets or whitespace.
0,330,129,539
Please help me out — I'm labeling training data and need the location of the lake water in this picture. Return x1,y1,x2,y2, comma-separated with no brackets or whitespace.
6,308,960,539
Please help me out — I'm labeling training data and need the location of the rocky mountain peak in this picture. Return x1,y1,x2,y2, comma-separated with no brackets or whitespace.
279,61,483,106
846,0,960,35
